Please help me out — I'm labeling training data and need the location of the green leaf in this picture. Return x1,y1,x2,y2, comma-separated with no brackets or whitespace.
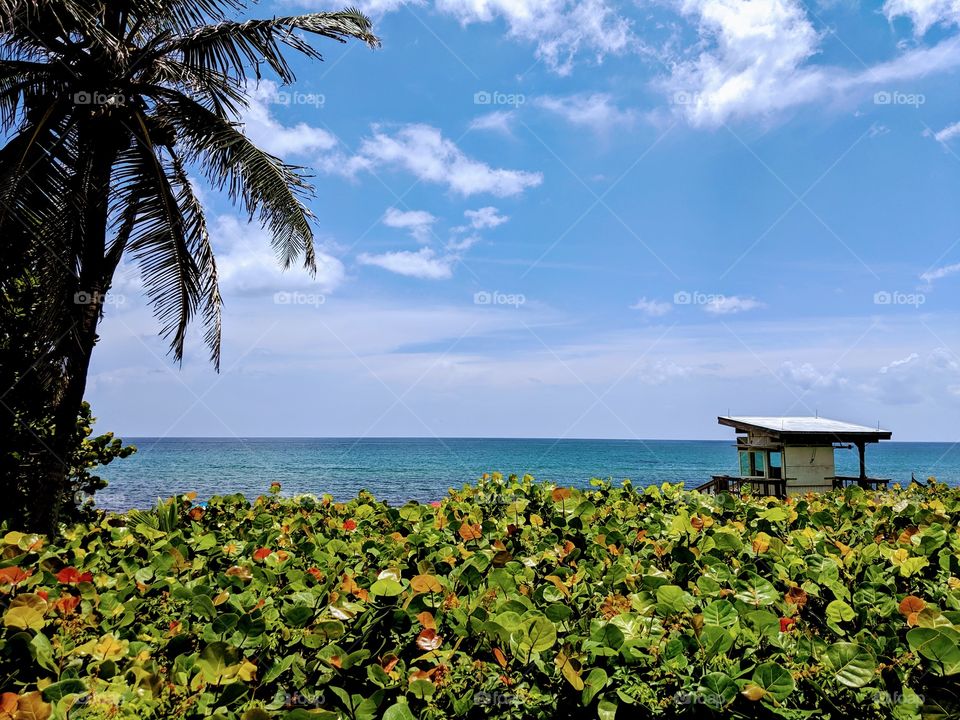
382,703,416,720
734,574,778,607
370,579,404,597
656,585,695,614
703,600,738,628
823,642,877,688
598,698,618,720
826,600,856,632
41,678,86,702
698,672,737,708
751,662,795,701
582,668,608,705
906,628,960,675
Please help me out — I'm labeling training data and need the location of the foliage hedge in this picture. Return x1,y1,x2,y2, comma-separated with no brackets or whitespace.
1,476,959,719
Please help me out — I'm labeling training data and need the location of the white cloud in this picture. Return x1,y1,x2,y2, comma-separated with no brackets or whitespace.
535,92,635,131
703,295,764,314
214,215,345,295
871,348,960,404
884,0,960,35
303,1,636,74
778,360,845,390
382,207,437,242
357,247,455,279
463,206,509,230
241,81,338,157
665,0,960,126
324,124,542,197
630,297,673,317
638,360,699,384
920,261,960,285
469,110,517,135
432,0,636,75
667,0,823,127
930,120,960,144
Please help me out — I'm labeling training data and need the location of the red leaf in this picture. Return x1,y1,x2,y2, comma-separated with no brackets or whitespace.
343,519,357,531
56,567,91,584
252,548,272,561
779,617,796,633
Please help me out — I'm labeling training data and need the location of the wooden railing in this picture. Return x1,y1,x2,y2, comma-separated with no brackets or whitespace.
694,475,788,499
827,476,890,491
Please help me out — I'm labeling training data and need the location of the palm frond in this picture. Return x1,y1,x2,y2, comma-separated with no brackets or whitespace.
149,87,318,273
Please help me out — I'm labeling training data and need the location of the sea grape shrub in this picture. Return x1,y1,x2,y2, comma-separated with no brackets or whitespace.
0,477,958,719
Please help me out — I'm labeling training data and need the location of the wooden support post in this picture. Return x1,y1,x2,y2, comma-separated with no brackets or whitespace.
856,441,866,481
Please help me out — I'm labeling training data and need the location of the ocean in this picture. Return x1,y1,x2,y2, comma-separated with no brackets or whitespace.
94,438,960,511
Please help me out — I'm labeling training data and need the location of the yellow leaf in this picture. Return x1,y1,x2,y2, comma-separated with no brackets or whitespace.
13,691,50,720
752,532,771,554
741,684,766,702
93,634,127,661
4,595,47,631
236,660,257,682
417,611,436,630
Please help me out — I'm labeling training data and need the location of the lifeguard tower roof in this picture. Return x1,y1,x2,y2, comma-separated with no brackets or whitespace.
718,416,891,443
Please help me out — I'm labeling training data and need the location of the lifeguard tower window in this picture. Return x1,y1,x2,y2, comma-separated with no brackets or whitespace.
739,451,766,477
769,451,782,479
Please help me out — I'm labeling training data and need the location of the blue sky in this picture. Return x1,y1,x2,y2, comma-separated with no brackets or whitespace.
89,0,960,441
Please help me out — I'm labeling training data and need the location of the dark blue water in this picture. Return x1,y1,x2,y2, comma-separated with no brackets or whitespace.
95,438,960,510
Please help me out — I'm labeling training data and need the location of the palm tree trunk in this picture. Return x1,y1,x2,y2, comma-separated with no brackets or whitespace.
33,128,121,535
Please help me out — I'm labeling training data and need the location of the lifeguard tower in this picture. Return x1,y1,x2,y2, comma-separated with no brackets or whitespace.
696,416,892,498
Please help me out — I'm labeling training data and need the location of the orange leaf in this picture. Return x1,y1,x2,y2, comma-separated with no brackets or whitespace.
410,574,443,593
417,611,436,630
493,647,508,668
252,548,271,561
0,692,18,719
0,567,31,585
551,488,572,502
416,628,443,651
381,654,399,673
899,595,926,617
53,595,80,615
458,523,482,542
785,586,808,608
225,566,253,581
328,656,342,669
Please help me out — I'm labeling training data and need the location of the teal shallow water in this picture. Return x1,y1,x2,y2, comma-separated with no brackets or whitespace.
95,438,960,510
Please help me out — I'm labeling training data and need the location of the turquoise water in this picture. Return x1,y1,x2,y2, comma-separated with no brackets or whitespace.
95,438,960,510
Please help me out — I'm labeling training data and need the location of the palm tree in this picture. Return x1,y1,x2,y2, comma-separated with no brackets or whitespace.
0,0,379,532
